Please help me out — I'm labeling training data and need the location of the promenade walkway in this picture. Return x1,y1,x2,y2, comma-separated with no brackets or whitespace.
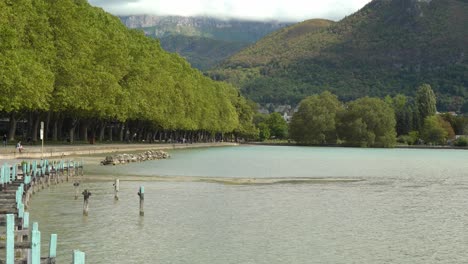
0,142,239,160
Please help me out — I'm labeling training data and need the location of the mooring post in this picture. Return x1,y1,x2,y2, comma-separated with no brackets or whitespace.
73,250,86,264
49,234,57,260
114,179,119,200
82,189,91,216
31,222,41,264
74,182,80,200
138,186,144,216
6,214,14,264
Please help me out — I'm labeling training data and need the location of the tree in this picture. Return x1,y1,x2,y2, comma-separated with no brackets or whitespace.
420,115,451,145
415,84,436,128
265,112,288,139
258,123,271,141
338,97,396,147
289,91,343,144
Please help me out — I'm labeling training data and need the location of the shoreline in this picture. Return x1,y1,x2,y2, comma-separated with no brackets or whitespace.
244,142,468,150
0,142,239,160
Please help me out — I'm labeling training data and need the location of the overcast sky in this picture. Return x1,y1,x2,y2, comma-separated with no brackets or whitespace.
88,0,373,22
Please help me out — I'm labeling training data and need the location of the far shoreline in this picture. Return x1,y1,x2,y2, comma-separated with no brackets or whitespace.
244,142,468,150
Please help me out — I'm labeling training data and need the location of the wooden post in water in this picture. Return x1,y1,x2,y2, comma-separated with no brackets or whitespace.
31,222,41,264
6,214,14,264
49,234,57,261
73,250,86,264
74,182,80,200
114,179,119,201
82,189,91,216
138,186,144,216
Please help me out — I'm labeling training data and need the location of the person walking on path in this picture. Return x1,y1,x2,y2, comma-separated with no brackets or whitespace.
16,141,23,153
2,134,6,147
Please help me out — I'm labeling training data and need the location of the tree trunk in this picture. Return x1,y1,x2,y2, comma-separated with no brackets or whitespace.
32,113,40,142
81,121,89,142
69,119,79,144
119,123,124,142
45,112,51,141
8,113,17,141
109,125,113,142
99,122,106,142
52,119,58,141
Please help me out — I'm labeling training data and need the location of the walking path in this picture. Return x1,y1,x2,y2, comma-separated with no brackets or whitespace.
0,142,239,160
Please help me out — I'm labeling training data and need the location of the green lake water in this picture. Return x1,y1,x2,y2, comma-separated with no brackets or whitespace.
27,146,468,263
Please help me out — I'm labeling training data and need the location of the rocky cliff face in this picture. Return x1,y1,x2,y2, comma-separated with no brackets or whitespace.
119,15,290,42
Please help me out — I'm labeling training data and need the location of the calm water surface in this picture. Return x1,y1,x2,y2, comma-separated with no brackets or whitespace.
28,146,468,263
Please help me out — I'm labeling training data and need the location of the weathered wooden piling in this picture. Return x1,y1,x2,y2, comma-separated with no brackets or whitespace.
82,189,91,216
138,186,144,216
74,182,80,200
114,179,119,201
49,234,57,260
31,222,41,264
73,250,86,264
1,159,84,263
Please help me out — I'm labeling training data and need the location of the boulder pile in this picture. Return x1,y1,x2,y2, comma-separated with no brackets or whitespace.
101,150,170,165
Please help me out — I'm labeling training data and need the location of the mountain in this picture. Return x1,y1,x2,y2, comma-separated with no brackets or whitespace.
209,0,468,112
119,15,291,70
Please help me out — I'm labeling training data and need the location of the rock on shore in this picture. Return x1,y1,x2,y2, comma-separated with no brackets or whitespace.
101,150,170,165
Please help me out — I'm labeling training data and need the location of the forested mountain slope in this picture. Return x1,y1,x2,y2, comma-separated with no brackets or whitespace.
209,0,468,112
119,15,291,70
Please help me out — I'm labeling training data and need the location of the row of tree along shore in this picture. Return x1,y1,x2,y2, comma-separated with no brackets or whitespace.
1,1,465,148
254,84,468,148
0,0,257,145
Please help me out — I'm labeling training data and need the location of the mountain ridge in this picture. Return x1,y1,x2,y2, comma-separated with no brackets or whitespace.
119,15,291,70
209,0,467,112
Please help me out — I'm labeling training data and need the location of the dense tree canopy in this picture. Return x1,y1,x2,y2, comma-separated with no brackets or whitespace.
338,97,397,147
0,0,253,143
289,91,343,144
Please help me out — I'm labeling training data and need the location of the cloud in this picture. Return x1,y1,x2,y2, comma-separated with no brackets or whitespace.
89,0,372,22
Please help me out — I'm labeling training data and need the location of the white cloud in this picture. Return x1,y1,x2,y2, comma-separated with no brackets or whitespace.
89,0,372,22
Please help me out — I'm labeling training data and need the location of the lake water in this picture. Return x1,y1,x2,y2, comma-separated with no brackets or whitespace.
27,146,468,263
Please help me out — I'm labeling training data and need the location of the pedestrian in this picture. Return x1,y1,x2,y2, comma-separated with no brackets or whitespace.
2,134,6,147
16,141,23,153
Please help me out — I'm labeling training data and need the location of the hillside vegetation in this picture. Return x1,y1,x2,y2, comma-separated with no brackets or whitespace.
209,0,468,112
119,15,291,70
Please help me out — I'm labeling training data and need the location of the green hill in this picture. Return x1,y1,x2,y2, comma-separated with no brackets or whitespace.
209,0,468,112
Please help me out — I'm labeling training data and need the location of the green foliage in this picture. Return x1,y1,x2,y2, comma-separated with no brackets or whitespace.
289,91,343,144
416,84,437,124
210,0,468,111
453,137,468,147
420,115,449,145
265,112,288,139
0,0,253,139
257,123,271,141
338,97,397,147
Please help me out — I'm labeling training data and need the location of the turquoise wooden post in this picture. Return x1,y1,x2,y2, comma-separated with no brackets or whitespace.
73,250,86,264
49,234,57,258
5,163,10,183
22,163,27,178
31,222,41,264
12,165,16,181
6,214,14,264
18,203,24,218
23,212,29,229
0,165,4,185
